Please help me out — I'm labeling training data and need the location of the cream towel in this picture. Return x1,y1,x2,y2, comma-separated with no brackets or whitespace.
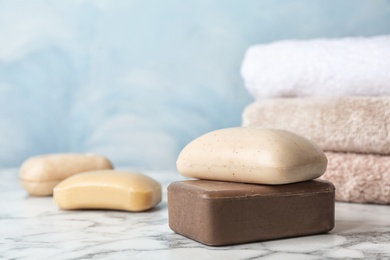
322,152,390,204
241,35,390,100
242,97,390,155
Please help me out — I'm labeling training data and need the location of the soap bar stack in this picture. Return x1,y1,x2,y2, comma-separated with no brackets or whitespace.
168,127,335,246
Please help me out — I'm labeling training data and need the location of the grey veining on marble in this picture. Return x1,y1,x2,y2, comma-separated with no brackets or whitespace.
1,168,389,260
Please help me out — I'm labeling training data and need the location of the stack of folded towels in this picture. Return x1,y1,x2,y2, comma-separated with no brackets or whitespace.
241,35,390,204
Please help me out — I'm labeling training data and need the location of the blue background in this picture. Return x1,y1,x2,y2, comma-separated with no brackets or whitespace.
1,0,390,170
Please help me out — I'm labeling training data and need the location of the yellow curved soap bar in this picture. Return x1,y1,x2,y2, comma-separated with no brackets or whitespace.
20,153,113,196
177,127,328,185
53,170,162,212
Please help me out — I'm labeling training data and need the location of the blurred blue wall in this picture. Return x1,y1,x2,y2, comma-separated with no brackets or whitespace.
1,0,390,170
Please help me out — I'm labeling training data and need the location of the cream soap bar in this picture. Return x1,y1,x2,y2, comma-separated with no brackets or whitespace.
53,170,162,212
20,153,113,196
177,127,327,185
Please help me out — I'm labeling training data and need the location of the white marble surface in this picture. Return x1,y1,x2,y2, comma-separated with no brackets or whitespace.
1,168,390,260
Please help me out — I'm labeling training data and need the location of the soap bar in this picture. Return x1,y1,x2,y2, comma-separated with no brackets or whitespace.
177,127,327,184
54,170,162,212
20,153,113,196
168,180,335,246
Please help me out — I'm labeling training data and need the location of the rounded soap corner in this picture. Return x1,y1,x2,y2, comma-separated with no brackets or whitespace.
327,181,336,191
324,221,336,234
317,178,336,191
167,181,181,191
199,240,225,247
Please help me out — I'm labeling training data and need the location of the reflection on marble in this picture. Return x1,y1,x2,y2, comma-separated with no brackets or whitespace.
1,168,389,259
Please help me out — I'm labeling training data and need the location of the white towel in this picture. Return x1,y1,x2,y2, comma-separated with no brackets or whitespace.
241,35,390,100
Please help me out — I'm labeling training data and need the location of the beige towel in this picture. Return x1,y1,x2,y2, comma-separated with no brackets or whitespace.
322,152,390,204
242,97,390,155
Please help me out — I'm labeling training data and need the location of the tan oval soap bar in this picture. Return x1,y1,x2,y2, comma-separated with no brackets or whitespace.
177,127,327,185
53,170,162,212
20,153,113,196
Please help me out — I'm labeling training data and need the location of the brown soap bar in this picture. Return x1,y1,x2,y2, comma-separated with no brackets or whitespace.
168,180,335,246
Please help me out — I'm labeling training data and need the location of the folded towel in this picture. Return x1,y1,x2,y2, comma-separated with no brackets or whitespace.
321,152,390,204
241,36,390,100
242,97,390,155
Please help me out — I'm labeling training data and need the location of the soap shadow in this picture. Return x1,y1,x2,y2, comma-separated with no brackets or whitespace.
331,220,366,234
144,201,167,213
56,201,167,214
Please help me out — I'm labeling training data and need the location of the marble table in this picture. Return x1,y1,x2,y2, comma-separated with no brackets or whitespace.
1,168,389,259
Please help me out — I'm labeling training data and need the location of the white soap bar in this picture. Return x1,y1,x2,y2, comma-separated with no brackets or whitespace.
177,127,327,185
19,153,113,196
53,170,162,212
